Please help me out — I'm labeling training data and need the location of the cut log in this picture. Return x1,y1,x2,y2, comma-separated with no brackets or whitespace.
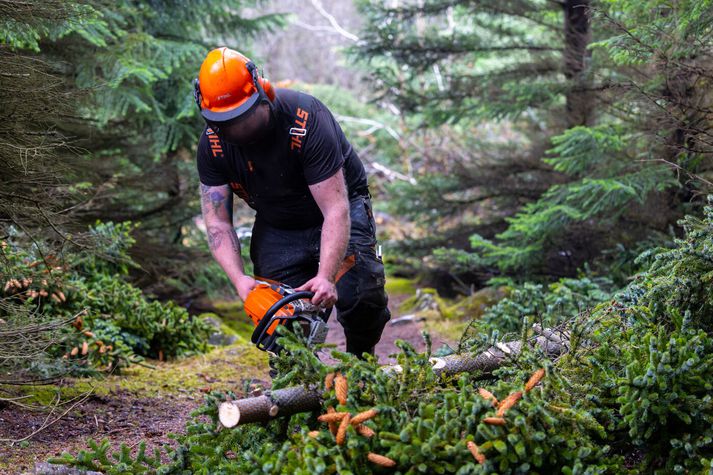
218,325,569,427
219,386,321,428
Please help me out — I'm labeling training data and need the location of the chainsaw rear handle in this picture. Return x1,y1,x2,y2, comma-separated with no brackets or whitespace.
251,290,315,345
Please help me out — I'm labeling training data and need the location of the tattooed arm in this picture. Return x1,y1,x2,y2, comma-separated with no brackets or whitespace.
200,183,256,300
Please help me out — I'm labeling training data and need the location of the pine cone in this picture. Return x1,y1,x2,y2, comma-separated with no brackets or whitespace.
466,440,486,464
351,408,378,425
525,368,545,391
367,453,396,467
335,373,348,405
496,391,522,416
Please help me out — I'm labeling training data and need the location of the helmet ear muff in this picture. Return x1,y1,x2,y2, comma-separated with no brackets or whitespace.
246,61,275,103
259,77,276,102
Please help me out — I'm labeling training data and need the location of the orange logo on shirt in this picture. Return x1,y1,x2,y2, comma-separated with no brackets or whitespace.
207,129,224,158
290,107,309,151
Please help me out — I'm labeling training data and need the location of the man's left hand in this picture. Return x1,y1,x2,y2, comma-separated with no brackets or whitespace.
297,275,338,308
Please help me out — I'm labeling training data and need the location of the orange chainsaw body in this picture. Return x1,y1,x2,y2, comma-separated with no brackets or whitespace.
244,279,328,353
244,281,296,336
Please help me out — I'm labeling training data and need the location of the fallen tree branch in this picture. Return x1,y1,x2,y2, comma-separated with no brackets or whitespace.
34,462,102,475
218,325,569,428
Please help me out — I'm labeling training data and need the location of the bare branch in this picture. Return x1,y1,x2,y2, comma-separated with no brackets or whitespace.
305,0,360,42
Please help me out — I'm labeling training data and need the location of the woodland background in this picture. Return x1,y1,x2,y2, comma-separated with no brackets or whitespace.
1,0,713,474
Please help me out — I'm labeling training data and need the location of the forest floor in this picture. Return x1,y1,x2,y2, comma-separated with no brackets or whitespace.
0,281,456,474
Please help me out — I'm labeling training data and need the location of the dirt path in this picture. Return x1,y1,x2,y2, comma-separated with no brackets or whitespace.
321,295,451,364
0,391,197,474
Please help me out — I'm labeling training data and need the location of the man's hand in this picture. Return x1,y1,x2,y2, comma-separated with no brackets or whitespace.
297,275,338,308
236,275,257,301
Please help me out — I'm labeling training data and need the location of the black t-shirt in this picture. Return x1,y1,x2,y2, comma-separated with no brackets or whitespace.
196,88,368,229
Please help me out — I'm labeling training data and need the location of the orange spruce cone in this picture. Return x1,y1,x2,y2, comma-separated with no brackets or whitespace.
478,388,498,406
318,411,348,423
525,368,545,391
355,424,375,438
326,406,338,435
336,413,351,446
351,408,378,425
324,372,335,391
367,453,396,468
335,373,348,405
307,430,320,438
81,341,89,356
483,417,506,426
496,391,522,417
466,440,486,464
70,346,79,357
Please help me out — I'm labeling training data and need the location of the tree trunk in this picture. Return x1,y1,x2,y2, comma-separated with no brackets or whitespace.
563,0,594,127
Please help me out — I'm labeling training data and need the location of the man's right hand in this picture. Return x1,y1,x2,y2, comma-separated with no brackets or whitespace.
236,275,257,301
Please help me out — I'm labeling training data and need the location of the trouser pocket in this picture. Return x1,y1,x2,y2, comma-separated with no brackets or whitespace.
335,247,390,355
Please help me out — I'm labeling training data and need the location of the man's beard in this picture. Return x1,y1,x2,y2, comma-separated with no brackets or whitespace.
222,104,276,147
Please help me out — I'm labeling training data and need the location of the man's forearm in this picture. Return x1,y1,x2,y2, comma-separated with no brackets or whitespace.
318,210,350,283
206,222,247,287
200,184,247,287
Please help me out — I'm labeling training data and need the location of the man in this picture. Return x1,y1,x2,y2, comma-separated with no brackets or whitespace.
194,47,390,357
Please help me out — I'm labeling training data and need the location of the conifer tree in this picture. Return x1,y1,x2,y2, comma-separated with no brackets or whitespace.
41,1,284,297
356,0,713,280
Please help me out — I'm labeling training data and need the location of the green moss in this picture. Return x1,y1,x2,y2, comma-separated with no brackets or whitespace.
442,286,508,320
199,312,248,345
4,379,110,407
111,343,268,396
4,341,269,406
385,277,417,296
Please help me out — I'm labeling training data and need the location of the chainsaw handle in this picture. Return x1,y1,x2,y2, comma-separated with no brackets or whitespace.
251,291,315,345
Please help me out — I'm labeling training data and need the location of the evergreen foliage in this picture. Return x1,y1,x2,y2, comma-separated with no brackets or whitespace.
0,0,280,386
51,197,713,474
460,276,612,343
1,222,211,380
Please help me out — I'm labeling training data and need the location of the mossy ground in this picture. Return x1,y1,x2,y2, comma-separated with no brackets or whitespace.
0,340,270,474
385,277,417,295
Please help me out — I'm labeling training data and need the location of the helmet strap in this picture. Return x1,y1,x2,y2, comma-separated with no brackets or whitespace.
192,78,202,110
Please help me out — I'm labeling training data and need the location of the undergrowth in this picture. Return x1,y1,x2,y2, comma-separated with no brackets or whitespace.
50,198,713,473
0,221,211,375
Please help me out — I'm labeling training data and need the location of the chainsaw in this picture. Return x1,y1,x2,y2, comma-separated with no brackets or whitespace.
244,280,329,353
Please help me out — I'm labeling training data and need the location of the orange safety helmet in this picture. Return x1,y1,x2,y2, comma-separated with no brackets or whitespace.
193,47,275,122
